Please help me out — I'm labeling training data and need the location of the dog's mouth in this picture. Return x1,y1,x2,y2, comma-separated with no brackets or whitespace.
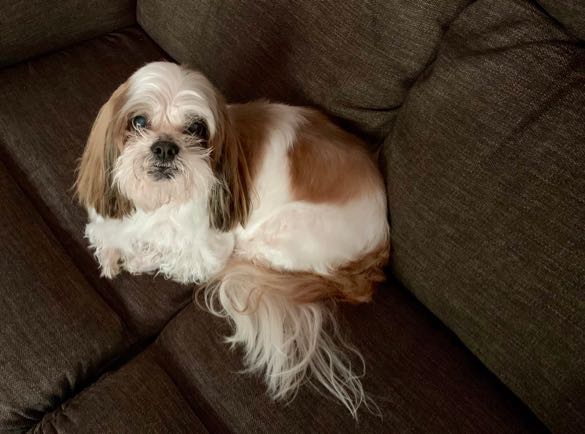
147,163,178,181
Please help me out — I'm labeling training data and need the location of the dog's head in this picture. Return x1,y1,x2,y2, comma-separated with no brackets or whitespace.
75,62,251,231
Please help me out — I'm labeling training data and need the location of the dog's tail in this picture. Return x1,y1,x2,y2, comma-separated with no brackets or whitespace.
202,245,388,417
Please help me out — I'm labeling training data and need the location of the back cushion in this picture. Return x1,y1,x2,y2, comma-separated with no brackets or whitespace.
0,0,135,67
384,0,585,431
137,0,470,144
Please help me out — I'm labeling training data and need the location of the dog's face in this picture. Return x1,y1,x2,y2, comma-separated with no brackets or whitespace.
76,62,251,230
113,62,220,211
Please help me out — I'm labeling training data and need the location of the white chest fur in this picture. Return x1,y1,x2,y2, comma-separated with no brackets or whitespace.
85,201,235,283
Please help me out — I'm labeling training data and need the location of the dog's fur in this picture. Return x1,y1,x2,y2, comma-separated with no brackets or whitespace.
76,62,389,416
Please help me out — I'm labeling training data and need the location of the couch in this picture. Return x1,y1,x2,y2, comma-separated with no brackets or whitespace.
1,0,583,432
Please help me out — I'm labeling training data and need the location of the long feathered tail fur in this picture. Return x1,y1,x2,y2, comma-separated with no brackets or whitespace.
201,246,387,417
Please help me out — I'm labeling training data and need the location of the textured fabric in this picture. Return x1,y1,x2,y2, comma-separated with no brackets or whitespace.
0,4,571,432
153,280,546,433
0,162,128,432
34,353,207,433
0,0,136,67
384,0,585,431
538,0,585,40
137,0,471,144
0,27,190,339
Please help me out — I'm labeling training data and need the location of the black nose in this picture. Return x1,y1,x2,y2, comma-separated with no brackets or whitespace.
151,141,179,161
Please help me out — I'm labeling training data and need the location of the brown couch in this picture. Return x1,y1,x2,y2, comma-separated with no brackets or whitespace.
1,1,583,432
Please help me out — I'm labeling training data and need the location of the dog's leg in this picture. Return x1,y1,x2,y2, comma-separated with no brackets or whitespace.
123,250,160,275
236,202,379,274
153,229,236,283
85,215,132,278
85,220,123,278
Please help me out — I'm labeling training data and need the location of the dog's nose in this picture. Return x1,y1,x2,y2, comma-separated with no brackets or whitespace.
151,141,179,161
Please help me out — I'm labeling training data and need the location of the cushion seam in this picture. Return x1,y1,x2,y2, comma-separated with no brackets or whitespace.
0,141,138,337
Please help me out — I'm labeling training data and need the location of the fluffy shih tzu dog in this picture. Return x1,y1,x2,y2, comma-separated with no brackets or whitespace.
76,61,389,415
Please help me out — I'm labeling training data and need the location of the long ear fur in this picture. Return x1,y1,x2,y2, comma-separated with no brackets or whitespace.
75,82,133,218
208,97,252,232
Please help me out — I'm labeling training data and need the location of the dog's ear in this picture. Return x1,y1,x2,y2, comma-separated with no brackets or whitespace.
208,100,252,232
75,82,133,218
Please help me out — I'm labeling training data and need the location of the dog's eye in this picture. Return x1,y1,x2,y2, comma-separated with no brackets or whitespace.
131,115,148,130
185,119,208,140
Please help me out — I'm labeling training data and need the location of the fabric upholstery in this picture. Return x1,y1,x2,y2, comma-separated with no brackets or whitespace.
0,162,128,431
153,280,545,433
0,0,136,67
137,0,472,144
384,0,585,431
537,0,585,40
34,353,207,433
0,2,580,432
0,27,190,339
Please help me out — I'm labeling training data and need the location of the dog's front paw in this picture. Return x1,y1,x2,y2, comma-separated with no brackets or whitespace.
97,248,122,279
123,253,159,275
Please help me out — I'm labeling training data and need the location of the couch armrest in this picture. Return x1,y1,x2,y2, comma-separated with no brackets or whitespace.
0,0,136,67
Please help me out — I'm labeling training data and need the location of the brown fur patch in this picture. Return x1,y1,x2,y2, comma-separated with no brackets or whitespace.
288,110,383,204
289,240,390,304
212,238,389,310
75,81,133,218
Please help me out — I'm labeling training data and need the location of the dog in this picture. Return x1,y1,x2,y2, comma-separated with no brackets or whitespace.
75,61,389,416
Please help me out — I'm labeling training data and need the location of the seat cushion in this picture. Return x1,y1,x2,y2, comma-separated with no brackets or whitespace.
0,27,191,339
137,0,472,144
384,0,585,431
0,0,135,67
152,280,545,433
34,353,206,434
0,162,128,431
